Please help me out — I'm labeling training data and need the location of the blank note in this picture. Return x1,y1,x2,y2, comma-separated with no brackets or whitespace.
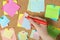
27,0,45,13
45,5,60,21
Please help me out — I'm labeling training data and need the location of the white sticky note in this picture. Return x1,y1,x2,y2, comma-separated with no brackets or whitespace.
30,30,36,38
27,0,45,13
30,30,40,40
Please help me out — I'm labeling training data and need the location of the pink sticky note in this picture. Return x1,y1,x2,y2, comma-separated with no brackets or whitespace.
33,32,40,40
0,28,16,40
2,0,20,17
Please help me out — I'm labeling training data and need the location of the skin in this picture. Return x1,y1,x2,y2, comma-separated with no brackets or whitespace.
28,16,54,40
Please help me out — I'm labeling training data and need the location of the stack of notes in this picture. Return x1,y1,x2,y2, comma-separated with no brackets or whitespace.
18,31,28,40
45,5,60,21
0,28,16,40
48,25,60,38
17,12,31,30
2,0,20,17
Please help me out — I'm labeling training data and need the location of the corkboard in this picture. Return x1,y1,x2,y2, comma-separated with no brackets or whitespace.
0,0,60,40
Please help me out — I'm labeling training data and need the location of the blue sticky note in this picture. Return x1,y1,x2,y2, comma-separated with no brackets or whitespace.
51,18,58,21
59,9,60,15
27,0,45,13
22,18,31,30
0,16,10,28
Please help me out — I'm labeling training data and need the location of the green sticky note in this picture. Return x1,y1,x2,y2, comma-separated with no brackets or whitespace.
47,25,60,38
45,5,60,20
59,9,60,15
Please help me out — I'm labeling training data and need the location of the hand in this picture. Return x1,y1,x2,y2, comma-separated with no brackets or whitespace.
29,17,48,37
29,17,54,40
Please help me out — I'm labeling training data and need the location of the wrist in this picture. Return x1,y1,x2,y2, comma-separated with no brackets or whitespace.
41,34,54,40
39,32,49,38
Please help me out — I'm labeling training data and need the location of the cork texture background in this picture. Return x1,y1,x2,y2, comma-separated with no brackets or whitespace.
0,0,60,40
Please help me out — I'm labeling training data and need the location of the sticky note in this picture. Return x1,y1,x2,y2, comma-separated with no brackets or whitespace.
30,30,36,38
45,5,60,21
51,18,58,21
17,14,24,27
18,14,24,24
22,18,31,30
17,12,31,30
47,25,60,38
3,28,13,39
33,32,40,40
0,28,16,40
0,15,10,28
3,0,18,15
22,13,31,30
27,0,45,13
18,31,28,40
59,9,60,15
2,0,20,17
17,22,22,27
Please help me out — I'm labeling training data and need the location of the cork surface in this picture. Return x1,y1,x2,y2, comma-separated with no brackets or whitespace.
0,0,60,40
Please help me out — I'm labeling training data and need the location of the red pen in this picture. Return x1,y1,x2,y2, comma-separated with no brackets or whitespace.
26,16,47,25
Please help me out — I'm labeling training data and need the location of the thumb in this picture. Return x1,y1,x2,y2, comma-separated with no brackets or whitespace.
40,24,47,29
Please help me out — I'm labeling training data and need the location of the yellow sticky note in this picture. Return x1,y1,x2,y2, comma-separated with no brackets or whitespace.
3,0,18,15
17,14,24,27
18,31,28,40
17,22,22,27
14,0,17,3
18,14,24,20
3,28,13,39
